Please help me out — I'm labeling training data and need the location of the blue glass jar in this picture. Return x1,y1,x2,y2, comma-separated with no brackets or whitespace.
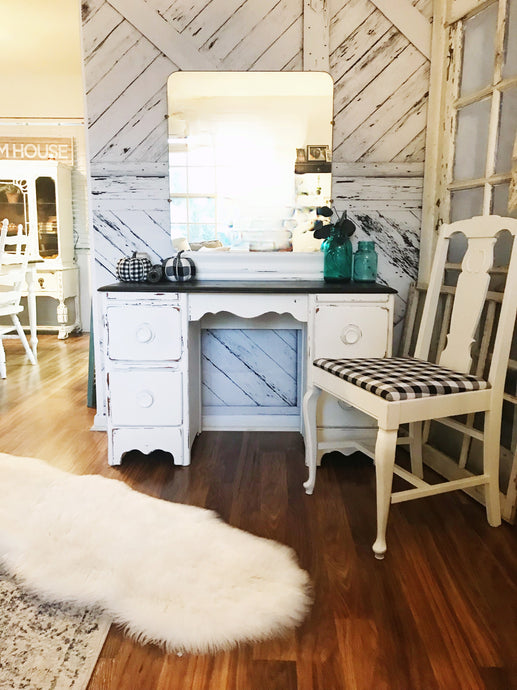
323,227,352,282
353,241,378,282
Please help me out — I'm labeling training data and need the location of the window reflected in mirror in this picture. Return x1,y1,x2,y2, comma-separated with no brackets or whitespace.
167,71,333,252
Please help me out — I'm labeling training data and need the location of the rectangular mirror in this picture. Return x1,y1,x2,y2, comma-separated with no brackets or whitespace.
167,71,333,252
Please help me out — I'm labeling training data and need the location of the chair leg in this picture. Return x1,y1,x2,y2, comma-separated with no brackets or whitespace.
302,384,321,495
372,427,398,559
11,315,36,366
0,339,6,378
483,408,502,527
409,422,424,478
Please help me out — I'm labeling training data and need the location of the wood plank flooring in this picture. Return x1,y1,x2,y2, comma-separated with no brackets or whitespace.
1,335,516,690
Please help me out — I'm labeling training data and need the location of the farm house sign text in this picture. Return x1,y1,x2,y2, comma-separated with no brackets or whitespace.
0,137,73,165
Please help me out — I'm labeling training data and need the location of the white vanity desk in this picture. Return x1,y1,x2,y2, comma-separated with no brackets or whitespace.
99,273,395,467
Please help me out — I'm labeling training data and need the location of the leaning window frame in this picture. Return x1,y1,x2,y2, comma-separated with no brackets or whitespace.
420,0,517,280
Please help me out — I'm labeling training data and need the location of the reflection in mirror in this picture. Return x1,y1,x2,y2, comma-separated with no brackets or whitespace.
167,71,333,252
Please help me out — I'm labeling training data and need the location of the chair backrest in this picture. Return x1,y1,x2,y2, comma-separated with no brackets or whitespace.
414,216,517,393
0,220,32,314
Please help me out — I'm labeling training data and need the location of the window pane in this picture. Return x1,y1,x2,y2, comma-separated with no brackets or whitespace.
495,87,517,173
493,183,517,217
169,167,187,194
503,0,517,79
188,167,215,194
188,144,215,167
453,99,491,180
460,3,498,96
189,197,215,223
216,224,234,246
169,145,187,166
189,224,217,243
450,187,484,221
169,197,188,223
170,223,188,238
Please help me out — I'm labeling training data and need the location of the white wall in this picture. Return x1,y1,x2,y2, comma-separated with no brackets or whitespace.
0,0,83,118
0,0,91,330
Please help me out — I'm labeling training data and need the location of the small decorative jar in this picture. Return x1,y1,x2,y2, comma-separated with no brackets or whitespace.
323,226,353,282
353,240,378,282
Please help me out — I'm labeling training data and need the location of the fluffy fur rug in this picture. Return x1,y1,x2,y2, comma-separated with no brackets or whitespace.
0,453,311,654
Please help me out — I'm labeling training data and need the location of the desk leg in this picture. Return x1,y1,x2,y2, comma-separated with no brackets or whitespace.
25,268,38,357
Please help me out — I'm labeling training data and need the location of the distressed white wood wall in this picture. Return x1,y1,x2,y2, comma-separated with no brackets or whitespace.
81,0,432,417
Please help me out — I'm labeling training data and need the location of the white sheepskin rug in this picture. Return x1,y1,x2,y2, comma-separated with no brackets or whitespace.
0,452,311,654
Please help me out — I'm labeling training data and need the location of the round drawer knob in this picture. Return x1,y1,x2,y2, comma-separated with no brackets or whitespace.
136,323,153,343
340,324,362,345
136,390,154,408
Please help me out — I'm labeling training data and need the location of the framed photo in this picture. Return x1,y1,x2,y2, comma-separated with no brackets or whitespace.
296,148,307,162
307,145,328,162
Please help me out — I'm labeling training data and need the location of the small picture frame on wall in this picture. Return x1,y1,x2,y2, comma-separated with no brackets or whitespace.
307,145,329,162
296,148,307,162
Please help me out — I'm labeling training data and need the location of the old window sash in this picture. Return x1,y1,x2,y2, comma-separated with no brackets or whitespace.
421,0,517,280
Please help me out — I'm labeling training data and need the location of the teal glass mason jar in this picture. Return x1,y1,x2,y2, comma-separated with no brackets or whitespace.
353,240,378,282
323,227,352,282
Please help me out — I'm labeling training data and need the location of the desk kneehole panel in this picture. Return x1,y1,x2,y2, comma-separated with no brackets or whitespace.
108,369,183,427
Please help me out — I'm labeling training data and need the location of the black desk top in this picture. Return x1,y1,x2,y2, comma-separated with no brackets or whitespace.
99,279,397,295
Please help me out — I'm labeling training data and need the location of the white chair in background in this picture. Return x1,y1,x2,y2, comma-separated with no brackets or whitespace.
303,216,517,558
0,218,37,378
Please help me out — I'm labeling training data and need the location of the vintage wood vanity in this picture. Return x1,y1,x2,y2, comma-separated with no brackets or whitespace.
97,71,395,467
99,272,395,467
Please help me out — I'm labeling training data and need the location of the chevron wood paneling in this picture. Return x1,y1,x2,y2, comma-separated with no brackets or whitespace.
330,0,432,163
81,0,432,418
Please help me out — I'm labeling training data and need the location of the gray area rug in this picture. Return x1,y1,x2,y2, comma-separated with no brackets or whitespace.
0,568,110,690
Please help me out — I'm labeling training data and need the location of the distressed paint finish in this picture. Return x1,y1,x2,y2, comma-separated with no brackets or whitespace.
348,210,420,328
333,174,422,329
81,0,431,414
330,0,431,163
303,0,330,71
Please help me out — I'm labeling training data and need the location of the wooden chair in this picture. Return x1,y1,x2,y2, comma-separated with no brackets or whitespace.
0,218,37,378
302,216,517,558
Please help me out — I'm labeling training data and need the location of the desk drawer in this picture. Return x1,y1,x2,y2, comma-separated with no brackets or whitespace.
106,304,182,361
313,304,390,359
108,369,183,426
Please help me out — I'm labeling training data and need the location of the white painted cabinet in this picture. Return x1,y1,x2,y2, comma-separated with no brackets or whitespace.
103,292,190,467
312,297,391,359
308,294,393,446
101,286,394,467
0,160,80,338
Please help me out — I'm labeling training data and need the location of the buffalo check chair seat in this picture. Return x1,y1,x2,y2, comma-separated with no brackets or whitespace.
303,216,517,558
313,357,490,401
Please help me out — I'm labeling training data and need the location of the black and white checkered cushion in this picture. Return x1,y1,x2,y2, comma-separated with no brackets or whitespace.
313,357,489,402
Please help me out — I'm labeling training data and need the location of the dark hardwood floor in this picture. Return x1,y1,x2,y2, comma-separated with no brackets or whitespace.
1,335,516,690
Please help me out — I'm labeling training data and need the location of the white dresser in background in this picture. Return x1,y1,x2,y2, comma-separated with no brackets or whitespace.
100,280,395,467
0,160,80,338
